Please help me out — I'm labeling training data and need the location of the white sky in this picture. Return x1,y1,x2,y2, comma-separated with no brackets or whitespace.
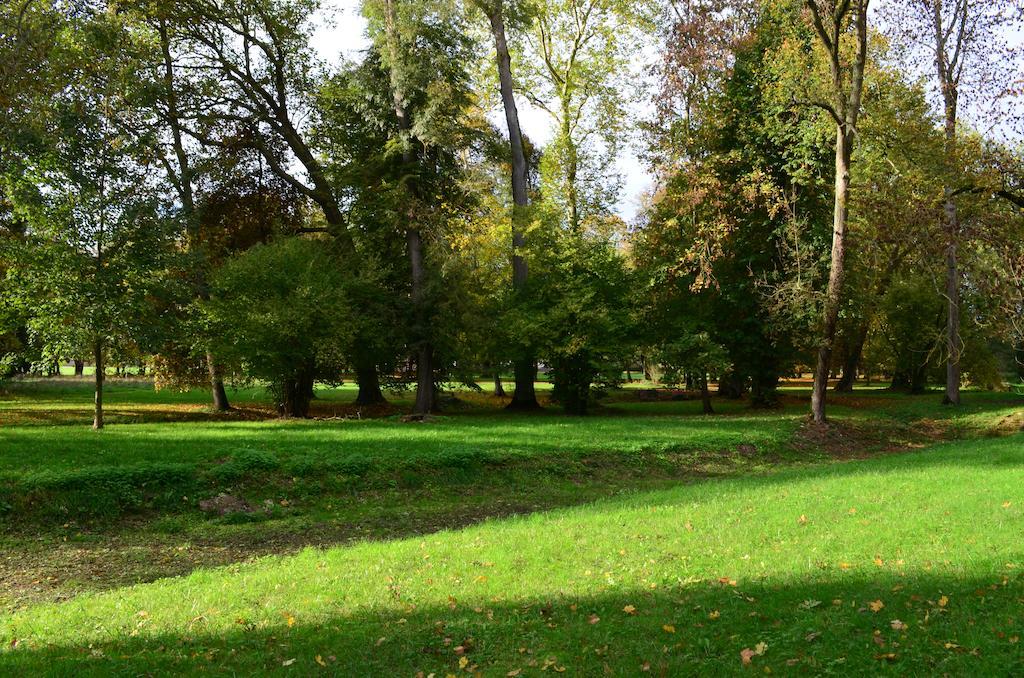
309,1,655,222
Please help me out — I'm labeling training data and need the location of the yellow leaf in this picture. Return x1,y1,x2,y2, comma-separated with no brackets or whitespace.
507,671,522,677
458,656,469,669
938,595,949,607
798,514,808,525
623,605,637,615
869,600,885,613
709,610,721,620
663,624,676,633
315,655,327,667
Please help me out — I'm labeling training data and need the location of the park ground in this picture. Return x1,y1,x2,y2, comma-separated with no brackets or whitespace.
1,377,1023,675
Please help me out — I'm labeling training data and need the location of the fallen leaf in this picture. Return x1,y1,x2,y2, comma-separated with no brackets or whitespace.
740,648,756,665
588,614,600,625
890,620,907,631
459,656,469,669
315,655,327,667
869,600,885,613
663,624,676,633
507,671,522,677
623,605,637,615
874,653,897,661
798,515,808,525
1002,501,1012,509
938,595,949,608
709,610,721,620
282,659,296,667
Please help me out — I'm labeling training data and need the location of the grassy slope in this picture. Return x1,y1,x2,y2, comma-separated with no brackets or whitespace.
2,434,1023,676
1,381,1022,675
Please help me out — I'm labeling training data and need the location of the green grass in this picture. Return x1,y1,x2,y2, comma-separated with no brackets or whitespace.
2,434,1023,675
0,379,1022,675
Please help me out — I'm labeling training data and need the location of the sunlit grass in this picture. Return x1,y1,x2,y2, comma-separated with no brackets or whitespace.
2,434,1023,675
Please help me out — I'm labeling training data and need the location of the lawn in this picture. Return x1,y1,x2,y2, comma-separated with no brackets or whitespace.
1,379,1022,675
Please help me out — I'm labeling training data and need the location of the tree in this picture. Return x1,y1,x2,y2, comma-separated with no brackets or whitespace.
516,0,652,233
204,238,362,418
472,0,540,410
163,0,388,405
362,0,475,415
1,5,179,429
803,0,871,424
881,0,1024,406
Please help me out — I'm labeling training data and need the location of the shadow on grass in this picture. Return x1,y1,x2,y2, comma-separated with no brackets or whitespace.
2,570,1022,676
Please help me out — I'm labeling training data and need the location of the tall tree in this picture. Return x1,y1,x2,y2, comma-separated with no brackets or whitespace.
363,0,474,415
473,0,540,410
517,0,651,232
882,0,1024,405
804,0,870,424
151,13,231,410
166,0,387,405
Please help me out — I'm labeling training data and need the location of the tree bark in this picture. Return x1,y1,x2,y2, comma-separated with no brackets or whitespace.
93,340,104,430
207,352,230,411
74,359,84,377
494,372,506,397
354,363,385,405
408,227,437,415
700,373,714,415
811,128,853,422
487,2,540,411
835,319,868,393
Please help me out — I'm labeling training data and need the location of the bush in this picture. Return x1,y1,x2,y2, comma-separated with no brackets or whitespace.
204,237,371,417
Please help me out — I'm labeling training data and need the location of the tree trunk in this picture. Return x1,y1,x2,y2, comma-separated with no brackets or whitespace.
280,366,314,418
700,373,714,415
354,362,385,405
93,340,104,430
488,2,539,411
835,319,869,393
74,359,84,377
494,372,506,398
384,0,436,417
206,352,231,411
811,128,853,423
943,233,962,405
408,228,437,416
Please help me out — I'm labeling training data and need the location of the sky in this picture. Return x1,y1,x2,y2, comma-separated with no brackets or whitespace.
308,1,656,222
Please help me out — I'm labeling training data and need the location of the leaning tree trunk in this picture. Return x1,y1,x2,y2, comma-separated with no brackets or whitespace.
811,128,853,424
487,2,539,411
93,340,104,430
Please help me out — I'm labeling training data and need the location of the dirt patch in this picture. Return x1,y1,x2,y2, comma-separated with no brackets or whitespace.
198,494,256,516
